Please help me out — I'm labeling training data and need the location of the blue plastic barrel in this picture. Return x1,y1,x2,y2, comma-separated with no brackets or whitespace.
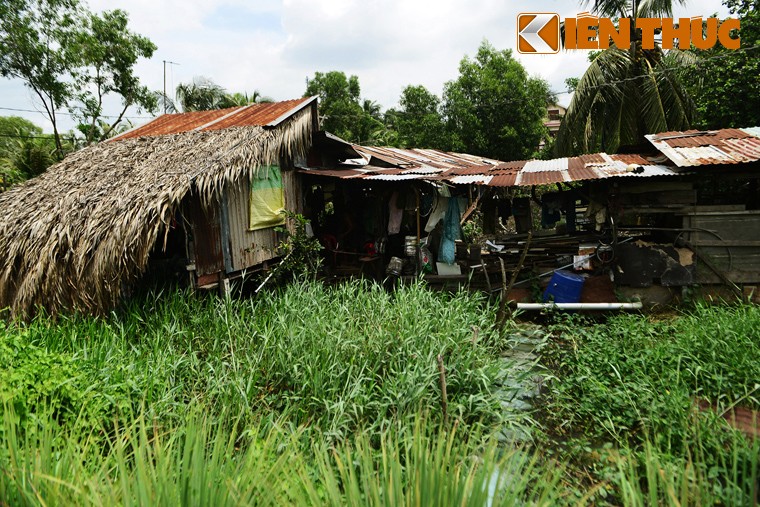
543,270,585,303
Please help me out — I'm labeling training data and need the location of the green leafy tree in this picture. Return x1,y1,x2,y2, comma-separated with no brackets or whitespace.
355,99,386,145
0,116,56,187
0,116,43,155
682,0,759,129
442,41,554,161
164,79,273,113
564,77,581,93
0,0,157,157
386,85,452,150
556,0,696,155
304,71,379,143
72,9,157,144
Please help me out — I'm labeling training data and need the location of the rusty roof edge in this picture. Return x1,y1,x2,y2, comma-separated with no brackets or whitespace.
108,115,159,142
649,130,713,141
265,96,317,128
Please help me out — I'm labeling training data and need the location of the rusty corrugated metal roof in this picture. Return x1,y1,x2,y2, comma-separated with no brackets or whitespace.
111,97,314,141
299,147,683,187
646,127,760,167
352,146,500,172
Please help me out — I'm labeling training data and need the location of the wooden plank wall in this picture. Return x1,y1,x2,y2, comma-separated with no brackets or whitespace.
683,210,760,284
225,176,279,272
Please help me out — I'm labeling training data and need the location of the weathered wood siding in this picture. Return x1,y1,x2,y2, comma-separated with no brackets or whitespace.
683,210,760,284
186,195,224,276
282,167,304,221
224,176,279,272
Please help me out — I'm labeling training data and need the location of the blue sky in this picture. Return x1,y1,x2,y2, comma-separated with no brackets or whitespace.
0,0,730,133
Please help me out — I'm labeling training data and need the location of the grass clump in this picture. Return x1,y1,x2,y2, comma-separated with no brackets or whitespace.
1,410,563,506
543,303,760,505
7,279,505,439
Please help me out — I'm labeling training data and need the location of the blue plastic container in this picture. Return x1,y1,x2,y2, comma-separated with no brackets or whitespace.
543,270,585,303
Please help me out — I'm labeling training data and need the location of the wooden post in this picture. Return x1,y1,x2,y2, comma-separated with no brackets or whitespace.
437,354,448,427
481,262,492,293
415,188,421,244
497,231,533,331
495,257,508,325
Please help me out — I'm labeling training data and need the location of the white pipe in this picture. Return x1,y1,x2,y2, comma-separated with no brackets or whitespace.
517,302,643,311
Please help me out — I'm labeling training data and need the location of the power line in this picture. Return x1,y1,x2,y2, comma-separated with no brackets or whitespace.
0,133,59,140
2,43,754,124
322,44,760,118
0,105,153,120
549,43,760,96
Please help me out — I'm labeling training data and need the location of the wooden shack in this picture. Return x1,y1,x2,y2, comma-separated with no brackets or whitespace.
0,97,317,316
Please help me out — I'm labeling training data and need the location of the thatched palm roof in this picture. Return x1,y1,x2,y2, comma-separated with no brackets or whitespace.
0,109,312,317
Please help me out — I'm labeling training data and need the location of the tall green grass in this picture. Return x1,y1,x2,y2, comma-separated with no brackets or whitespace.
0,408,566,506
3,282,760,505
4,280,509,440
544,302,760,505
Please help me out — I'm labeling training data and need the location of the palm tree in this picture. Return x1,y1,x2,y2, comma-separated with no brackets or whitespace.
556,0,696,155
226,91,274,106
175,77,233,112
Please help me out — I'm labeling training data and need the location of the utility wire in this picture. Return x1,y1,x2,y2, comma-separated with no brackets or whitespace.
548,43,760,96
2,44,756,122
0,105,153,120
0,133,60,140
319,44,760,118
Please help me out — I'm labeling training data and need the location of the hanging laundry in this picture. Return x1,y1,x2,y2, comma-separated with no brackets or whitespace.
387,191,403,234
438,198,461,265
425,195,449,232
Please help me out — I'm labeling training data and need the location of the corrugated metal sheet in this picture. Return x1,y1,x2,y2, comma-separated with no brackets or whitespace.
116,109,234,140
299,147,683,187
567,166,601,181
205,98,313,130
449,175,493,185
487,174,518,187
365,174,428,181
522,158,569,172
111,97,313,141
282,167,303,216
516,170,569,186
352,146,500,171
299,168,367,179
646,127,760,167
221,167,303,273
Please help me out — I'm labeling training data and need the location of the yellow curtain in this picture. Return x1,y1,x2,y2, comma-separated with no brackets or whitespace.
249,165,285,231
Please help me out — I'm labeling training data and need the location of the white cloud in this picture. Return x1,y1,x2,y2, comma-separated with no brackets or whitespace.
1,0,733,132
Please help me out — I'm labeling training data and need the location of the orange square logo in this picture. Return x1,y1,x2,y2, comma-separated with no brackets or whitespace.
517,13,560,54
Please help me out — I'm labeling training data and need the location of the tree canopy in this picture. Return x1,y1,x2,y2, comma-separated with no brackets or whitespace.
385,85,451,150
169,77,274,113
305,42,553,159
0,116,56,189
304,71,384,143
443,41,554,161
0,0,157,157
682,0,760,129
